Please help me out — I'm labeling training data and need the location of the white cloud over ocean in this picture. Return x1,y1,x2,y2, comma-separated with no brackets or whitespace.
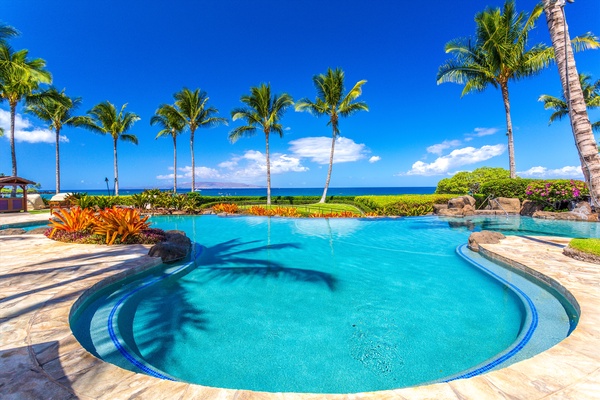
288,136,367,164
403,144,506,176
0,109,68,144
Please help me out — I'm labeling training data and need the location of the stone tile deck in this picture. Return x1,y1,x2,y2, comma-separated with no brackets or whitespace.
1,213,598,399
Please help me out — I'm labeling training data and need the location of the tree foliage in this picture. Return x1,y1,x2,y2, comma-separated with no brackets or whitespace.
435,167,510,194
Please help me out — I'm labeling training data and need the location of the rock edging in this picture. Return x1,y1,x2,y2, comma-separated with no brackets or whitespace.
148,230,192,263
468,230,506,252
563,246,600,265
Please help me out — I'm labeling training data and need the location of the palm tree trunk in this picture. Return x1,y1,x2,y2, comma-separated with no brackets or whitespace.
9,102,17,177
265,132,271,206
320,132,336,204
173,135,177,194
55,128,61,194
543,0,600,208
113,138,119,197
501,83,517,179
190,130,195,192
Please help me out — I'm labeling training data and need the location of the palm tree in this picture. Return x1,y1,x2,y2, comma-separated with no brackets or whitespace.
151,104,186,193
539,74,600,133
0,43,51,177
543,0,600,208
170,88,227,192
0,23,18,43
25,88,89,194
437,1,557,178
295,68,368,203
229,83,294,205
82,101,139,196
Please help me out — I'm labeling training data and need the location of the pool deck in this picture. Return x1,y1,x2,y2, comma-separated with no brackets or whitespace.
1,212,599,399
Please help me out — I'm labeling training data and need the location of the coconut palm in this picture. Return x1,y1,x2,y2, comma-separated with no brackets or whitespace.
151,104,186,193
0,43,51,176
539,74,600,133
82,101,139,196
171,88,227,192
437,1,558,178
295,68,368,203
229,83,294,205
543,0,600,208
25,88,89,193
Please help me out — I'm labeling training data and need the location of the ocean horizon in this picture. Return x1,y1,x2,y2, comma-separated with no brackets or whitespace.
43,187,436,197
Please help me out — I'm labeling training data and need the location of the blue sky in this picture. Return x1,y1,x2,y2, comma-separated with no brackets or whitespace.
1,0,599,190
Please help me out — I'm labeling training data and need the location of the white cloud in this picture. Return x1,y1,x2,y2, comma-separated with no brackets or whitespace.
403,144,506,176
518,165,583,178
369,156,381,163
465,127,499,141
0,109,68,144
178,166,222,179
426,139,462,155
288,136,367,164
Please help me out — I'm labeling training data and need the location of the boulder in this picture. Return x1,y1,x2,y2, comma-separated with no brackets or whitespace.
491,197,520,214
463,204,475,216
437,208,465,217
148,230,191,263
520,200,543,216
532,210,598,222
27,194,45,211
0,228,26,235
432,204,448,214
448,195,476,210
468,231,506,252
571,201,593,217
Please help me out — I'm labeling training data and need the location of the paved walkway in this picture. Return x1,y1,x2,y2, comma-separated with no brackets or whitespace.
0,214,598,399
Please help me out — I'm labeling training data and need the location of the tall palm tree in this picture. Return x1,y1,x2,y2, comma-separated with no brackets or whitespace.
82,101,139,196
437,1,557,178
539,73,600,133
25,88,89,194
543,0,600,208
151,104,186,193
170,88,227,192
295,68,368,203
229,83,294,205
0,43,51,176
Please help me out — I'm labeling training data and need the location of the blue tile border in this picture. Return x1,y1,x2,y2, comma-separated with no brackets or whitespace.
445,244,539,381
107,244,204,380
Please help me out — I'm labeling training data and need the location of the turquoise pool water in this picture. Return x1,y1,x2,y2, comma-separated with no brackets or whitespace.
71,215,593,393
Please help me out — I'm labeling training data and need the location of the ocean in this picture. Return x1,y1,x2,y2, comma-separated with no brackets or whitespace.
44,187,436,198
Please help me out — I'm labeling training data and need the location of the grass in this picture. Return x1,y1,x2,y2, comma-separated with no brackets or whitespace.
28,210,51,215
568,238,600,257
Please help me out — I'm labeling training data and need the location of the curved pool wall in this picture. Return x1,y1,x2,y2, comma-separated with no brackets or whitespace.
70,215,582,394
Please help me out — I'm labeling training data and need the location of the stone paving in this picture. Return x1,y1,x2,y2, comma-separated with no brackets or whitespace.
0,212,599,399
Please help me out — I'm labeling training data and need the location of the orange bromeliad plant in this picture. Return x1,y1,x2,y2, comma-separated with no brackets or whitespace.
93,207,150,245
48,207,97,238
212,203,239,214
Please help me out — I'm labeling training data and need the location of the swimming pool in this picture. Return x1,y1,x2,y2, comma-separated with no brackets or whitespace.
70,215,592,394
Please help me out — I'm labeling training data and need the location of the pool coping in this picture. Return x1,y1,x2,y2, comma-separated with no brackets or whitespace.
1,225,599,398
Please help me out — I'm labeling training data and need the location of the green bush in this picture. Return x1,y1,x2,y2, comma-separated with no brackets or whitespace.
355,194,455,216
479,178,535,201
436,167,510,194
525,180,588,209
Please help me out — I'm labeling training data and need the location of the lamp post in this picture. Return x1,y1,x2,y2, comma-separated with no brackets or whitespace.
104,177,110,196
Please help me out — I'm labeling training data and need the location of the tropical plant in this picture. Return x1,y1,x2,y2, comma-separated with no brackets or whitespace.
436,167,511,194
296,68,368,203
354,194,456,216
164,88,227,192
437,0,598,179
0,23,18,44
0,43,52,177
151,104,186,193
93,206,150,245
479,178,535,201
81,101,139,196
539,74,600,132
48,207,96,237
212,203,238,213
230,83,294,205
543,0,600,209
26,88,89,193
525,179,588,208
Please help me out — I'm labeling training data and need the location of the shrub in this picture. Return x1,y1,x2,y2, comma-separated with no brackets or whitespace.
436,167,510,194
212,203,239,214
48,207,96,238
309,211,361,218
93,207,151,245
479,178,535,201
525,180,588,208
245,206,301,217
355,194,455,216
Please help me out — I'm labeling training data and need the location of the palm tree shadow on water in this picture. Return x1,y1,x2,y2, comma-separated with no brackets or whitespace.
116,236,337,368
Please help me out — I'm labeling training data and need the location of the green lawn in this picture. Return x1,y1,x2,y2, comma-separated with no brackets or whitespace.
569,238,600,257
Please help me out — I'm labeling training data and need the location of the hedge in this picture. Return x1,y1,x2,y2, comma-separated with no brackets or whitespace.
355,194,456,216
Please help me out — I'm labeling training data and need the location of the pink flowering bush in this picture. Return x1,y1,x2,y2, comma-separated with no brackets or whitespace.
525,179,588,209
